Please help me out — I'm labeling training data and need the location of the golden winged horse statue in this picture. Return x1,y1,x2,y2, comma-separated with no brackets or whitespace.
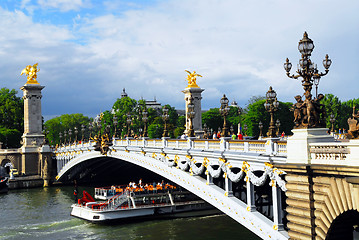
21,63,40,84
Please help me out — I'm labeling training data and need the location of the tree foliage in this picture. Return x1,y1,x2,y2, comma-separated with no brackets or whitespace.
44,114,92,145
0,88,23,148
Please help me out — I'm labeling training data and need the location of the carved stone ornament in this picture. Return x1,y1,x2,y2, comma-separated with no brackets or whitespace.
346,106,359,139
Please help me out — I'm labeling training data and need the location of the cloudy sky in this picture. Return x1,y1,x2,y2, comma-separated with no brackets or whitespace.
0,0,358,120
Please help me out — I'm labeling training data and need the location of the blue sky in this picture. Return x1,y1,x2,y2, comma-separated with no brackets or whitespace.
0,0,358,120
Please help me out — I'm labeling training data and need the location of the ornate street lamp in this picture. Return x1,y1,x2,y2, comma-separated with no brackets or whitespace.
126,113,132,137
284,32,332,128
243,124,248,136
264,86,279,138
187,97,195,137
142,108,148,137
238,106,243,134
81,124,85,142
59,132,63,145
258,121,263,139
330,114,336,133
64,130,67,145
162,106,170,137
219,94,230,137
74,127,78,143
88,123,93,140
68,129,72,143
113,114,118,138
275,119,281,136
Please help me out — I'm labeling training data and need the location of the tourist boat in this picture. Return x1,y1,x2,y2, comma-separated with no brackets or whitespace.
71,182,218,222
0,177,9,194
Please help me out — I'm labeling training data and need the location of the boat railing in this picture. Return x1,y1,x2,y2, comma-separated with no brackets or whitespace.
101,190,130,210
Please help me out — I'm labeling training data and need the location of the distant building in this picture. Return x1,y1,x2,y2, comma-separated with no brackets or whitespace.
145,97,162,110
121,88,128,98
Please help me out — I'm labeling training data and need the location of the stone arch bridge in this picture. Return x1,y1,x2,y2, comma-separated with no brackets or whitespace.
55,132,359,240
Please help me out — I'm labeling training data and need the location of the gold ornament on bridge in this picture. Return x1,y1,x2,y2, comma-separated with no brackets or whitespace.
185,70,202,88
21,63,40,84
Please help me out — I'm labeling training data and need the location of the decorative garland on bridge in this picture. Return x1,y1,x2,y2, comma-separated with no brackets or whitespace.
161,153,287,191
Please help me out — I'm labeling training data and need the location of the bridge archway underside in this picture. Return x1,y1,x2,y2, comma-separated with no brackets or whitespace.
56,143,289,240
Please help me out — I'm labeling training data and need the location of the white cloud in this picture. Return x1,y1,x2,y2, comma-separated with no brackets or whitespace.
0,0,358,118
37,0,89,12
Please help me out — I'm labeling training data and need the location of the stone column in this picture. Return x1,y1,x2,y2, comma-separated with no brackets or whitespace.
246,180,256,211
182,87,204,137
21,83,45,147
20,83,45,175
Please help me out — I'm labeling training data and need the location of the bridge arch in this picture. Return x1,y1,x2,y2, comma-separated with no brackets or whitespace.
56,148,288,240
326,210,359,240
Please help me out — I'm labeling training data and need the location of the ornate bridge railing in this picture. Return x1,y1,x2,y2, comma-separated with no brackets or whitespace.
309,141,359,166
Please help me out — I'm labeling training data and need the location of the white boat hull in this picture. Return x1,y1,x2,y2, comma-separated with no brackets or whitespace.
71,201,218,222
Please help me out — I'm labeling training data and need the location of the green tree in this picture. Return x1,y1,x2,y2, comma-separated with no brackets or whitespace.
242,99,293,137
148,123,163,138
0,88,24,148
202,108,222,133
0,127,22,148
174,115,186,138
44,114,92,145
322,94,341,130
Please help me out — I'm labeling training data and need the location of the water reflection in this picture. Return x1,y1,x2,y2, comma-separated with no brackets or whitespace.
0,186,259,240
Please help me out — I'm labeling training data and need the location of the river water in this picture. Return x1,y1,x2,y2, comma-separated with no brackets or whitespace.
0,186,260,240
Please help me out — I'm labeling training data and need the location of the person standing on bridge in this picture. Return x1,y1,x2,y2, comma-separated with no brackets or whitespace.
237,132,243,140
213,131,217,140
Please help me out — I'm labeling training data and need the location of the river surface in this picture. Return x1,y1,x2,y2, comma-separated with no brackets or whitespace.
0,186,260,240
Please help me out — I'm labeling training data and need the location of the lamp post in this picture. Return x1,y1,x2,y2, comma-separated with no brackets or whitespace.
238,106,243,134
126,113,132,137
142,108,148,138
264,86,279,138
113,114,118,138
243,124,247,136
88,123,93,140
259,121,263,139
284,32,332,128
187,96,195,137
81,124,85,142
275,119,281,137
219,94,230,137
162,106,170,137
74,127,78,143
64,130,67,145
59,132,62,145
69,129,72,143
330,114,336,133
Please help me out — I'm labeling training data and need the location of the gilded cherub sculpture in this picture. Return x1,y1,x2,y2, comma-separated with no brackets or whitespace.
21,63,40,84
185,70,202,88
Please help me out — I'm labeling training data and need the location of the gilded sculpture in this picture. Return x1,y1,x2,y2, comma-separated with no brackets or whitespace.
346,106,359,139
185,70,202,88
21,63,40,84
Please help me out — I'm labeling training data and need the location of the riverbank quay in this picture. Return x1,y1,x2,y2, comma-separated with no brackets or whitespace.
8,175,45,189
